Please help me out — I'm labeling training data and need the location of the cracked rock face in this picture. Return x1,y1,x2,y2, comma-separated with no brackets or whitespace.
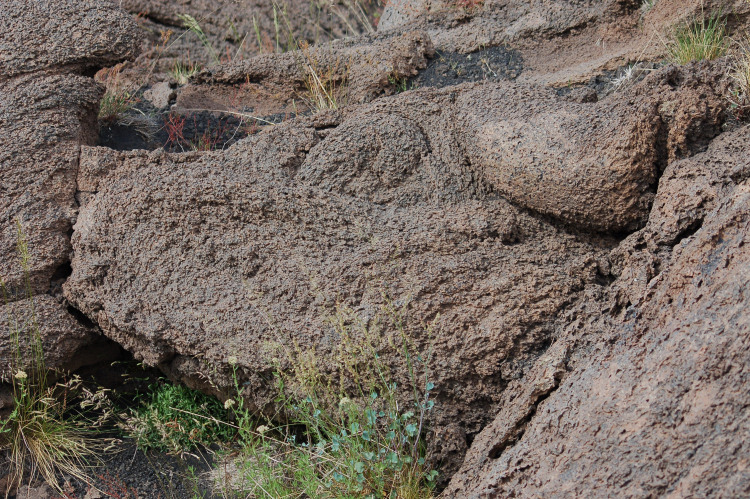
3,0,750,492
445,124,750,497
0,0,140,381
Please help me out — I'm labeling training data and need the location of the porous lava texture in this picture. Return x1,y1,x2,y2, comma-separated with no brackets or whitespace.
2,0,750,493
0,0,140,381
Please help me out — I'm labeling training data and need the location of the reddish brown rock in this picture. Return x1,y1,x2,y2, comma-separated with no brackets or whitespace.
185,29,434,114
66,125,606,476
456,61,729,232
120,0,381,66
445,124,750,497
65,54,736,478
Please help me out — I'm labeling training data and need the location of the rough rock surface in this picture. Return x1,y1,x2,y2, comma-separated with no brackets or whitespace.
118,0,383,78
3,0,750,494
456,62,729,232
0,296,113,380
0,0,140,80
65,55,733,480
0,74,101,298
67,124,607,472
445,123,750,497
188,30,435,111
0,0,140,380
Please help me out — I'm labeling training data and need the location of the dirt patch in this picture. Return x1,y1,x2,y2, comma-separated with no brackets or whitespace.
411,44,523,89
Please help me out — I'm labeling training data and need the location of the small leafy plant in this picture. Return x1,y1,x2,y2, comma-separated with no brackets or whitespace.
120,380,235,455
223,298,439,498
389,73,417,93
163,113,229,152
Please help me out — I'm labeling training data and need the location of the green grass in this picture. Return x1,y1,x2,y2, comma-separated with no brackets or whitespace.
121,381,236,454
98,89,135,122
666,10,729,64
389,73,417,93
96,65,137,124
120,295,439,498
170,59,201,85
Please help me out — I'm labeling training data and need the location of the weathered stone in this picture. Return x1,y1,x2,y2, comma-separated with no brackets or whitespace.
0,0,140,80
65,106,607,475
445,123,750,497
188,30,434,113
0,73,101,299
456,61,729,232
0,295,112,382
0,0,140,383
143,82,175,109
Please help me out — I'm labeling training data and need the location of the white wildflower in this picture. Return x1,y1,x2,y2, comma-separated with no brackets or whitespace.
14,370,27,380
224,399,236,410
227,355,238,366
256,425,269,435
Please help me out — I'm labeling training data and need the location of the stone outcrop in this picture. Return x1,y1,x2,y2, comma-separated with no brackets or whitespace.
0,0,140,379
445,122,750,497
3,0,750,494
187,29,435,112
64,55,734,478
0,0,140,80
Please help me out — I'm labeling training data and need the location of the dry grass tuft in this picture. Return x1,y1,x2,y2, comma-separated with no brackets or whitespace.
298,42,350,111
1,222,106,496
729,36,750,119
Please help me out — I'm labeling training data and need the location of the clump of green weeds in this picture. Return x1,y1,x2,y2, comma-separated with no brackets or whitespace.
666,8,729,64
0,221,104,496
97,65,137,124
222,298,439,498
120,380,236,455
389,73,417,93
170,58,201,85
